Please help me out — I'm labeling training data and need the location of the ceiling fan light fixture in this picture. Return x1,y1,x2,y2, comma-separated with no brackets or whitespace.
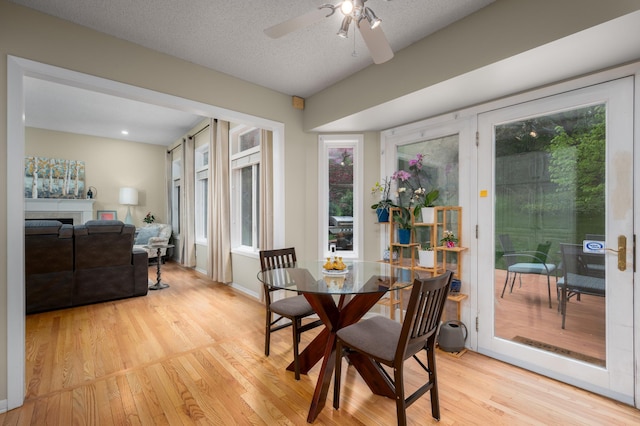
364,7,381,29
340,0,354,15
337,16,351,38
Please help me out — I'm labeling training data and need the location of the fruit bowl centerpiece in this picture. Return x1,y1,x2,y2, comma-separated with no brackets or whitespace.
322,256,348,289
323,256,348,274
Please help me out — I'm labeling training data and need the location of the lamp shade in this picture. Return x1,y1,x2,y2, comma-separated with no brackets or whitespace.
119,187,138,205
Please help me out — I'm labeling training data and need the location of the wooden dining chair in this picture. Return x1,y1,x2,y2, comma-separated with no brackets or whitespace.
259,248,323,380
333,271,453,425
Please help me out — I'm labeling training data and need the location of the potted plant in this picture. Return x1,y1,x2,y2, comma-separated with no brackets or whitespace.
403,153,440,223
440,230,458,248
391,170,418,244
415,188,440,223
418,243,435,268
393,206,413,244
143,212,156,224
370,178,394,222
383,245,399,262
390,153,440,223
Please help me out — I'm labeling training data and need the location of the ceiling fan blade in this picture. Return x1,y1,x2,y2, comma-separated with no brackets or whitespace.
264,7,332,39
358,23,394,64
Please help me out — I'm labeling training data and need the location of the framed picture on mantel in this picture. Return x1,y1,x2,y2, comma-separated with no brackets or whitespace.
97,210,117,221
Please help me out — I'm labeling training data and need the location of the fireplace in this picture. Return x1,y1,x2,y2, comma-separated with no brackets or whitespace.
25,198,95,225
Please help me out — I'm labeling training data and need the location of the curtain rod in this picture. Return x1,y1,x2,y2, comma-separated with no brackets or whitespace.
190,123,209,138
166,119,218,154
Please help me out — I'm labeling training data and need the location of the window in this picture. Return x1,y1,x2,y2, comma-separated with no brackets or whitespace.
231,125,261,251
195,144,209,243
396,135,459,258
396,135,459,206
318,134,363,259
381,117,468,260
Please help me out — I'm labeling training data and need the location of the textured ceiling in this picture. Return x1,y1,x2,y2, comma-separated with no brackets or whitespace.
14,1,640,146
11,0,494,98
12,0,494,145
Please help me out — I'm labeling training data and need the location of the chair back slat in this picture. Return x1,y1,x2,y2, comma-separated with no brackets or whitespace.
260,247,297,271
397,271,452,360
259,248,297,298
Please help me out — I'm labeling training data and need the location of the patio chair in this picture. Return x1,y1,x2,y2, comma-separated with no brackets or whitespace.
498,234,556,308
557,243,606,329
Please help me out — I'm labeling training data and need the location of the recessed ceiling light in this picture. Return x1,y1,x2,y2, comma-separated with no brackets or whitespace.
121,130,129,135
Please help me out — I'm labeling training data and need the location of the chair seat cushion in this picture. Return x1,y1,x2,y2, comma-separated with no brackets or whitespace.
337,316,401,362
270,295,315,317
558,273,605,296
509,263,556,274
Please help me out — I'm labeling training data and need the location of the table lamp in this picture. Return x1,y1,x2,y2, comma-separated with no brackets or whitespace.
119,187,138,225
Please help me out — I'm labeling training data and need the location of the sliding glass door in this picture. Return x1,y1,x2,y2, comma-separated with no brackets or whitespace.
477,78,634,403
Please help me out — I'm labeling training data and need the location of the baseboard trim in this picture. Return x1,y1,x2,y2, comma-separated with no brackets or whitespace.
230,282,260,300
0,399,8,414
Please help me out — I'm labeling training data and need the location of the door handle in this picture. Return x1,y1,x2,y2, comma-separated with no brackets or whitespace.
617,235,626,271
605,235,627,271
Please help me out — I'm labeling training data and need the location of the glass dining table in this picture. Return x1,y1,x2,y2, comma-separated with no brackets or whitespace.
257,260,414,423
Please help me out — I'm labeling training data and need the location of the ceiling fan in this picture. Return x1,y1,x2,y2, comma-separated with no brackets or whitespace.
264,0,394,64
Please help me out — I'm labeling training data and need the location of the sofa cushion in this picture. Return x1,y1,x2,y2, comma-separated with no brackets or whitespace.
84,219,125,233
135,226,159,245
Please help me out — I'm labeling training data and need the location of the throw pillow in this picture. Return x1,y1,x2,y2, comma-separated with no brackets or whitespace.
135,226,158,245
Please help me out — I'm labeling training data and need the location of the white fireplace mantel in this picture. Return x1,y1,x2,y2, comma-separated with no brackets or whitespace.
25,198,95,224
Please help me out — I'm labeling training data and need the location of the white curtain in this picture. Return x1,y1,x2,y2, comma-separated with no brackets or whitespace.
259,129,274,250
208,119,232,283
181,136,196,267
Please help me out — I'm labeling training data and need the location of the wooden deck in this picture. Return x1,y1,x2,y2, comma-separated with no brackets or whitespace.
494,269,605,363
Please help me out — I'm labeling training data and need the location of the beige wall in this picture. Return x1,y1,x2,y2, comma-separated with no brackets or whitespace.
25,128,168,225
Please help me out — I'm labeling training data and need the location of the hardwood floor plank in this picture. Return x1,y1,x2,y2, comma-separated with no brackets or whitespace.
7,400,35,426
116,373,143,425
43,392,61,425
162,359,208,423
2,261,638,425
172,354,241,425
72,385,98,425
125,370,165,426
92,379,114,425
146,363,194,426
104,375,127,425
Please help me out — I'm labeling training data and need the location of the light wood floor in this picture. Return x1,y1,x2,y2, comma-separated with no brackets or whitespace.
2,262,639,425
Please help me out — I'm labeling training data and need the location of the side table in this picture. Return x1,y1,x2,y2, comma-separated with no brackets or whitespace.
145,244,174,290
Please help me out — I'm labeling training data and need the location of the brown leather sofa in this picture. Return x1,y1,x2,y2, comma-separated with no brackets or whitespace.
25,220,148,314
25,220,74,313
